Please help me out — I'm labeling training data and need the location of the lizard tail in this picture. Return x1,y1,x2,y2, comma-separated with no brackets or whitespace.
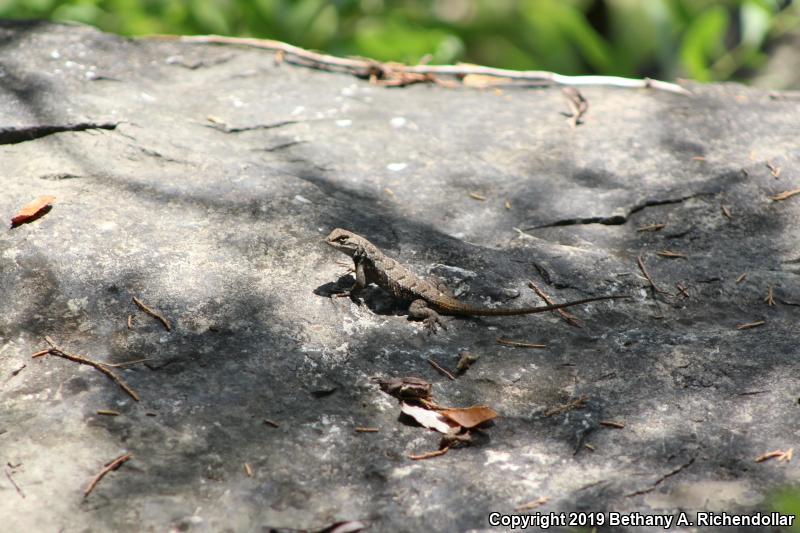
438,294,629,316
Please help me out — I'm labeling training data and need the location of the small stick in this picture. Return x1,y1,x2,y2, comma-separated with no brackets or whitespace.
469,192,487,201
84,453,132,498
127,314,133,329
584,443,595,451
355,427,379,433
244,463,253,477
515,496,549,513
96,410,121,416
38,338,140,401
770,188,800,201
10,364,26,377
31,349,49,358
544,395,588,417
766,162,781,178
636,223,665,232
764,286,775,306
4,466,24,498
637,255,669,295
562,87,588,128
408,446,450,461
675,283,690,298
735,273,747,284
657,250,687,259
263,419,279,428
427,358,456,381
497,338,546,348
600,420,625,429
736,320,765,330
528,281,581,327
721,205,732,220
161,34,690,94
132,296,171,331
755,449,791,463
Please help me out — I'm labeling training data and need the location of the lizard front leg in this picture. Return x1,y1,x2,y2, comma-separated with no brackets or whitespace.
332,258,368,302
409,299,446,332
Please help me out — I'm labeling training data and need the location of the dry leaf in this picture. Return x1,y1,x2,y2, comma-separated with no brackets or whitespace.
400,402,460,434
11,195,56,227
440,406,497,429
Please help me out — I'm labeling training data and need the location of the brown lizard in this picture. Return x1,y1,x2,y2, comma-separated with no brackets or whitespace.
325,228,627,331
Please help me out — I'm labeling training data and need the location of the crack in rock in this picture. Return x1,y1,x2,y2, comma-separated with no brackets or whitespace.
0,122,118,145
531,193,714,229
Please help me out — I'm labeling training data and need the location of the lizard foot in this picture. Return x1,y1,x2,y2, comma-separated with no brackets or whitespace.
423,316,447,334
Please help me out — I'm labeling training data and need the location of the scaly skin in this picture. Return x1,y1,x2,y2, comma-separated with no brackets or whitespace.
325,228,627,331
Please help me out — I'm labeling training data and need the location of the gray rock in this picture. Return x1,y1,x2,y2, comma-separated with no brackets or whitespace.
1,21,798,533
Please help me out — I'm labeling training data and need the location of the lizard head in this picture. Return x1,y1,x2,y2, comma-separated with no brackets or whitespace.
325,228,360,256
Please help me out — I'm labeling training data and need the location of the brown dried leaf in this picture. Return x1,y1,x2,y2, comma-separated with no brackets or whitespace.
440,405,497,429
376,377,431,400
400,402,460,434
11,195,56,227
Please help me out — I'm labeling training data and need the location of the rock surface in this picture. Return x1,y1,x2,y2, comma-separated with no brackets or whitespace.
1,21,799,533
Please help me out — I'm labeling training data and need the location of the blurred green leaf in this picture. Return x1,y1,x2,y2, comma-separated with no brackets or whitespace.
680,6,729,80
771,488,800,533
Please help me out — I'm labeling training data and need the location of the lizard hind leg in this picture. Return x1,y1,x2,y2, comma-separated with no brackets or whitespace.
409,299,447,333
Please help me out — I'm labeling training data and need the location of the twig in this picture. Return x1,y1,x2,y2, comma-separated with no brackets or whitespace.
626,458,694,497
468,192,487,201
637,255,670,295
528,281,581,327
10,364,26,377
755,448,792,463
515,496,549,512
408,446,450,461
84,453,132,498
770,188,800,201
721,205,733,220
675,283,690,298
37,337,140,401
132,296,171,331
244,463,253,477
427,358,456,381
600,420,625,429
263,419,280,428
127,314,133,329
497,338,546,348
636,223,665,232
764,286,775,306
149,34,690,94
96,410,121,416
735,273,747,284
562,88,588,128
544,395,588,417
766,162,781,178
736,320,765,330
355,427,379,433
657,250,687,259
4,466,24,498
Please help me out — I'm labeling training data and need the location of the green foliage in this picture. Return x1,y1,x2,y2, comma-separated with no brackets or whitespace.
772,488,800,533
0,0,797,82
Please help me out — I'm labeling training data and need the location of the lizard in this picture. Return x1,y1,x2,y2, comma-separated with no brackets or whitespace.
325,228,628,331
